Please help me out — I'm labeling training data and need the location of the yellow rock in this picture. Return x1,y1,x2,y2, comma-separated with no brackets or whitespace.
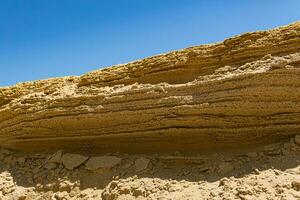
0,22,300,153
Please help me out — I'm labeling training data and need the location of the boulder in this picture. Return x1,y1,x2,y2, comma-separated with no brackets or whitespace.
85,156,122,170
61,153,88,170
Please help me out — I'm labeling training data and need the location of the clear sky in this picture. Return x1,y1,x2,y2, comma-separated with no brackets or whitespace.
1,0,300,87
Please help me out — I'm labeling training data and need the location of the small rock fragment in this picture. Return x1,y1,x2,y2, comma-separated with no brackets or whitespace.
219,178,229,186
54,191,69,200
44,162,57,170
120,160,134,170
134,158,150,172
265,150,281,156
253,168,260,175
292,180,300,191
294,135,300,145
11,188,27,200
48,150,63,163
59,180,74,192
264,143,282,156
198,164,210,173
69,190,78,197
16,157,25,165
61,153,88,170
85,156,122,170
245,152,257,158
180,168,191,176
274,170,280,176
218,162,234,174
0,149,12,156
264,144,276,151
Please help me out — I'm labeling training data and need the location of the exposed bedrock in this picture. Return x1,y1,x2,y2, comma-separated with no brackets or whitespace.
1,22,300,153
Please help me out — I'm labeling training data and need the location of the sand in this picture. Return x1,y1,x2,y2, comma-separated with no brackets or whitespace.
0,136,299,199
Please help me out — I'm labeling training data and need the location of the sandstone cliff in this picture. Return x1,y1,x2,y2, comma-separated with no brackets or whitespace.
1,22,300,153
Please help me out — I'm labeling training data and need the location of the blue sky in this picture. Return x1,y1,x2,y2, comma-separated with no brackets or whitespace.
0,0,300,87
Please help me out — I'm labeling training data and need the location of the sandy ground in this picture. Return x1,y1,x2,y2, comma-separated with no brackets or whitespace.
0,136,299,199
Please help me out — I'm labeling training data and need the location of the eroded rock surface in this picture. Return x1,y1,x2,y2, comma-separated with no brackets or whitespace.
0,22,300,153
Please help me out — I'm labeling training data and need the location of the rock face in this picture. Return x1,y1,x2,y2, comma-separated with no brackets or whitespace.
0,22,300,153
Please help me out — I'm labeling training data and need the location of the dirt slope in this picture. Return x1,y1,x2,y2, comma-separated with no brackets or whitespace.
0,22,300,153
1,136,300,199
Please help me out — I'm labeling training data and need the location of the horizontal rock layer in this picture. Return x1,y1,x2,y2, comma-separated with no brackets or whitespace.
1,22,300,153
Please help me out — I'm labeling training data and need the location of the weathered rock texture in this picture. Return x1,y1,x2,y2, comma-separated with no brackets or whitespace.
1,22,300,153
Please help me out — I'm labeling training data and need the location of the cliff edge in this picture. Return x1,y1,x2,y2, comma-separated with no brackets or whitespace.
1,22,300,153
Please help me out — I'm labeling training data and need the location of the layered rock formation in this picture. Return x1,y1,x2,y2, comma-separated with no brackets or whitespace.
1,22,300,153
